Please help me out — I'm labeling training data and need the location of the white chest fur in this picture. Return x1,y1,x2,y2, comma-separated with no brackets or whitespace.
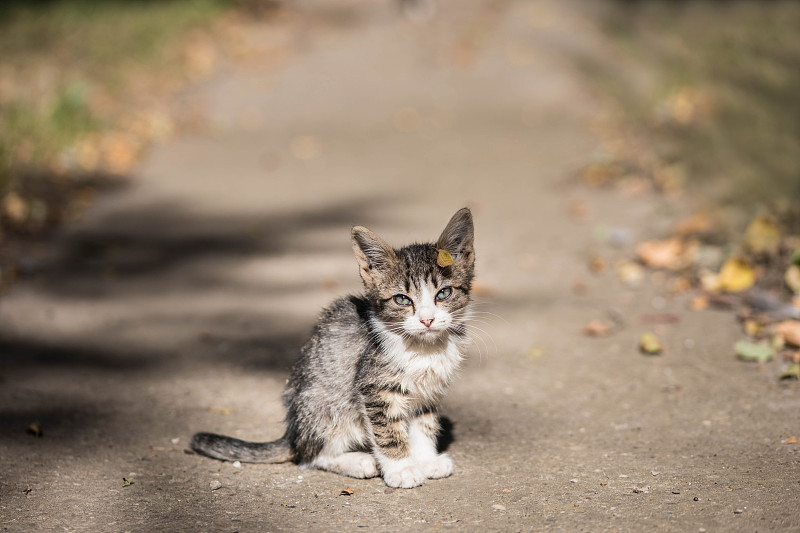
373,319,466,405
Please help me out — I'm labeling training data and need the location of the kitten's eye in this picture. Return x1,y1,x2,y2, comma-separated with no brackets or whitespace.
393,294,413,306
435,287,452,301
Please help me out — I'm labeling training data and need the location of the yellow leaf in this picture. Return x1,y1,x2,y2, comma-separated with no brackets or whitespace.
717,257,755,292
640,332,662,355
436,248,453,267
744,215,780,255
785,264,800,294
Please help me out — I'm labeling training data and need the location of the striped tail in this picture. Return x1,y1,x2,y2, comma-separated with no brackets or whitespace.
190,432,292,463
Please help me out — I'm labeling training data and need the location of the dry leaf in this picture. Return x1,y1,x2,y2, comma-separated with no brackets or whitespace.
689,295,709,311
672,213,713,237
785,265,800,294
618,261,644,287
635,238,693,270
717,257,756,292
744,215,780,255
589,255,606,274
583,319,612,337
340,488,354,496
743,319,762,337
436,249,453,267
640,332,662,355
3,192,27,223
26,422,42,437
783,436,799,445
775,321,800,347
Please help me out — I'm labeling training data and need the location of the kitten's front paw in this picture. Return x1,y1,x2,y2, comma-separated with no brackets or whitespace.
420,453,454,479
352,453,379,479
382,462,426,489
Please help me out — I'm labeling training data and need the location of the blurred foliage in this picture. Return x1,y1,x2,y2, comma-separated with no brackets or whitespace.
598,0,800,227
0,0,229,191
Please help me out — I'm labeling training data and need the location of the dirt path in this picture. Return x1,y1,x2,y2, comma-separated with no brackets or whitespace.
1,1,798,531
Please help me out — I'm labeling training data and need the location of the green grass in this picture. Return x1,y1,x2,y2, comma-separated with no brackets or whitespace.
0,0,229,190
597,1,800,226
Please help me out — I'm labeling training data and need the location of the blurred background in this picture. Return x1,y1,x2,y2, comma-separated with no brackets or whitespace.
1,0,798,284
1,1,800,529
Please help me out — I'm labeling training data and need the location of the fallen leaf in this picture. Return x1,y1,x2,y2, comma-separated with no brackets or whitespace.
717,257,756,292
589,255,606,274
636,238,690,270
672,213,714,237
785,265,800,294
340,488,354,496
778,363,800,380
689,295,709,311
3,192,27,223
734,340,775,363
618,261,644,287
583,319,612,336
436,249,453,267
744,215,780,255
123,477,134,487
783,436,799,445
775,321,800,347
26,422,42,437
640,332,662,355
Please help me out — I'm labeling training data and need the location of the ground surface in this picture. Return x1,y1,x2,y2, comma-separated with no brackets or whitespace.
1,1,798,531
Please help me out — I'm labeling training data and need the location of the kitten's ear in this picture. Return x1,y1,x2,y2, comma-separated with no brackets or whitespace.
437,208,474,267
352,226,398,287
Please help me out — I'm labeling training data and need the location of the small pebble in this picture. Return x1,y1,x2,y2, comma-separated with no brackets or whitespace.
694,497,699,501
232,461,242,469
492,504,506,511
672,490,680,494
734,509,743,514
569,479,579,483
210,480,222,491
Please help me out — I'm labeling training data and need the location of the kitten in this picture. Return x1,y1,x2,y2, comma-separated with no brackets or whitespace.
191,208,475,488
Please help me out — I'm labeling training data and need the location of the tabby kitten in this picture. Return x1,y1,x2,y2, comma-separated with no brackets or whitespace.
191,208,475,488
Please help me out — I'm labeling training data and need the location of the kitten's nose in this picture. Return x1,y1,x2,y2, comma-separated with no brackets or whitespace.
420,318,434,328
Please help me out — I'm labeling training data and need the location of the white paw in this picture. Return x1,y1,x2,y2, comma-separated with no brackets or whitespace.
352,454,379,479
382,463,426,488
339,452,379,478
420,453,454,479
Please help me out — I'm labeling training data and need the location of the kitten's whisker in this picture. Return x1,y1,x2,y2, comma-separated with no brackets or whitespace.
461,324,496,358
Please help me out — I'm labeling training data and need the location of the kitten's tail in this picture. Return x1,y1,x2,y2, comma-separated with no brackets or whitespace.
190,432,292,463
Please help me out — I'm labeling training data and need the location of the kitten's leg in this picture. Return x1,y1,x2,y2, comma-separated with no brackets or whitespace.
307,451,379,479
365,389,425,488
409,411,454,479
304,423,378,479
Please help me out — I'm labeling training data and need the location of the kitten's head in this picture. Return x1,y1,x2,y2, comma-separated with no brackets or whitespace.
352,208,475,342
